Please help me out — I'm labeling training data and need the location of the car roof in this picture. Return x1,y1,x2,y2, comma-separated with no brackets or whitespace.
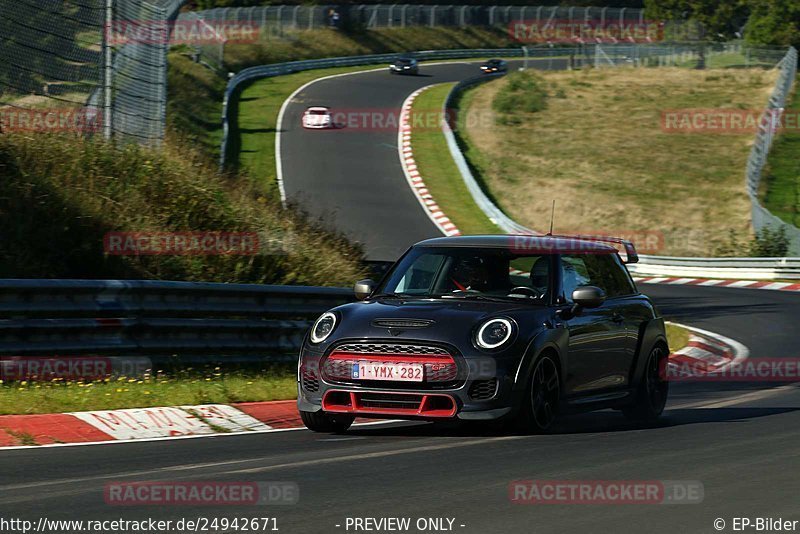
305,106,330,112
395,57,415,61
414,234,619,253
486,58,504,62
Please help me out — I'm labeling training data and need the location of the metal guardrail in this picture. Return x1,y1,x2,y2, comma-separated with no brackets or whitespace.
0,280,352,362
630,256,800,280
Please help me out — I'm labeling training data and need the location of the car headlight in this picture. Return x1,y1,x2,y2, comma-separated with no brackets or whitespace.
475,318,513,349
310,312,337,344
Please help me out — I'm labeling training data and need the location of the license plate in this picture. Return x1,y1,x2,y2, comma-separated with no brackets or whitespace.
353,361,423,382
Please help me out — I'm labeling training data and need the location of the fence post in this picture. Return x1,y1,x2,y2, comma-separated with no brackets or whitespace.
103,0,113,140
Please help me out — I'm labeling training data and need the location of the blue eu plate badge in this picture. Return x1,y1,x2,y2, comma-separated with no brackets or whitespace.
352,362,360,379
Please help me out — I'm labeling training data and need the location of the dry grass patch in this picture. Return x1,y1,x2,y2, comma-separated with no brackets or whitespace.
459,67,778,256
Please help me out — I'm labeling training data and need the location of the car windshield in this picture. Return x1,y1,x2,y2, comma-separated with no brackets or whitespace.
307,109,328,115
376,247,553,302
396,59,413,64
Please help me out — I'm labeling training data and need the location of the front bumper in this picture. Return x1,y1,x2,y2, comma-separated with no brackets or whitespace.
297,342,521,421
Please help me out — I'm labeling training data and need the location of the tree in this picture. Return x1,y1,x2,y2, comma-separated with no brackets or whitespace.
744,0,800,51
644,0,750,67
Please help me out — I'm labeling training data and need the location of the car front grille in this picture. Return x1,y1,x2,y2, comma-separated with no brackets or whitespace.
300,365,319,393
359,392,423,410
335,343,450,355
468,378,498,400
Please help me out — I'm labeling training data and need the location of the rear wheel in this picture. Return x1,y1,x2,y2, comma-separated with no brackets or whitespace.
516,355,560,433
623,345,669,423
300,410,354,433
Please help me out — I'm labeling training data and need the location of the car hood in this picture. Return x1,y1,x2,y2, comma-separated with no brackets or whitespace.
320,297,551,349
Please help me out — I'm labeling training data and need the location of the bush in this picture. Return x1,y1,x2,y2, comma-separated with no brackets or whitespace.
714,226,790,257
492,71,549,125
750,225,790,257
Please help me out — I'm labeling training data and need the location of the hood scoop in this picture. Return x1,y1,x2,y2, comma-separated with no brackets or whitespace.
372,318,435,329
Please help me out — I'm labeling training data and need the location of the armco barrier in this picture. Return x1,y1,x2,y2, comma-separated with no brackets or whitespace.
0,280,352,363
629,256,800,280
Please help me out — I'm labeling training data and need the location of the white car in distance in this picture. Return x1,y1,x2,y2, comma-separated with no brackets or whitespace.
302,106,334,129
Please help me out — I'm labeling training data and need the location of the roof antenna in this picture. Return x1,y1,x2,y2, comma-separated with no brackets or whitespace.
547,200,555,236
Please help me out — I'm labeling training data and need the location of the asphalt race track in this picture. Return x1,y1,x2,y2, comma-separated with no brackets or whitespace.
2,283,800,534
280,59,552,260
2,58,800,533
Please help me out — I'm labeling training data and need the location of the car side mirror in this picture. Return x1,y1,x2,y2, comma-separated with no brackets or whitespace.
572,286,606,309
354,279,376,300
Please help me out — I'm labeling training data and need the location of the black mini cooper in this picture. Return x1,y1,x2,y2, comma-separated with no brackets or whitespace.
297,235,669,433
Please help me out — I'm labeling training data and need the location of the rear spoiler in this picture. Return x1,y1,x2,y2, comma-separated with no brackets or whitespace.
548,234,639,264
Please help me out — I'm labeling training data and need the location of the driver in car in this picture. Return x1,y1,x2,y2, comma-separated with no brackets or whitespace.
450,256,491,292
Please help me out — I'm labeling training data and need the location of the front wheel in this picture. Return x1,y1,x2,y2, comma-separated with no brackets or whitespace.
516,355,560,433
623,345,669,423
300,410,354,433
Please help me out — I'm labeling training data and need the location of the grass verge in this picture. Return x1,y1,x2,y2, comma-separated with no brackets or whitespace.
224,26,514,71
762,76,800,227
665,322,691,354
0,133,365,284
167,52,227,161
408,83,501,235
457,67,778,256
0,367,297,415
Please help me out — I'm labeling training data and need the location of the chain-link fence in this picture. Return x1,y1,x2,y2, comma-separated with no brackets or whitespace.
183,4,644,30
590,41,789,69
178,4,646,73
0,0,184,146
0,0,105,133
99,0,184,144
745,47,799,255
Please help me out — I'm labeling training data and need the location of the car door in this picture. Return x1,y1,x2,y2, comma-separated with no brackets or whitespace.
559,254,630,396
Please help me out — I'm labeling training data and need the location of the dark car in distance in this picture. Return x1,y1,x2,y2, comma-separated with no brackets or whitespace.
480,58,508,73
389,57,419,75
297,235,669,434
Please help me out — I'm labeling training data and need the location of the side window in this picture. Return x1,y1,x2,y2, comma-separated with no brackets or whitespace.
605,254,637,297
395,253,445,294
560,256,593,301
580,254,636,298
